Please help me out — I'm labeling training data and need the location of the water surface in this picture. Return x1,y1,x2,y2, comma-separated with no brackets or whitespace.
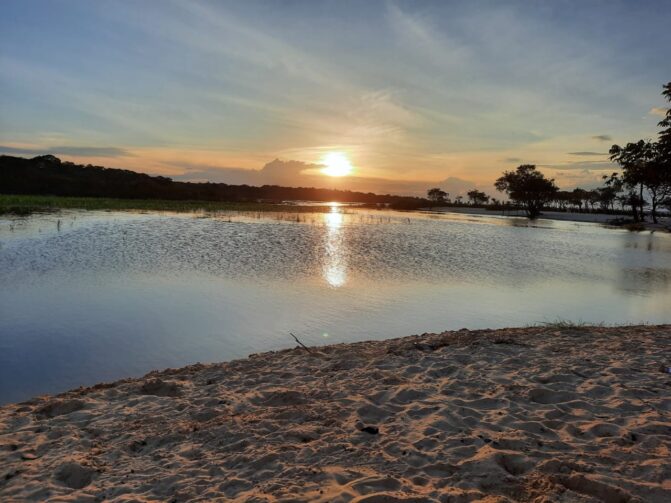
1,207,670,403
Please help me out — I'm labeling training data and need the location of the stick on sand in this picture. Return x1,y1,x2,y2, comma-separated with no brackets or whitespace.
289,332,313,354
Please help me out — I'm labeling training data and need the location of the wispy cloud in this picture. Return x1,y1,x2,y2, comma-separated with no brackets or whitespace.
541,160,614,171
1,0,668,190
568,151,607,156
0,145,131,157
650,107,668,117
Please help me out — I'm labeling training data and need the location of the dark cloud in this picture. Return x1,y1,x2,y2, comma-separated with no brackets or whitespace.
0,145,131,157
591,135,612,142
502,157,523,163
568,151,607,156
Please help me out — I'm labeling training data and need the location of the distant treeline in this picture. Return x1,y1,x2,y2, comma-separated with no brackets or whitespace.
0,155,430,209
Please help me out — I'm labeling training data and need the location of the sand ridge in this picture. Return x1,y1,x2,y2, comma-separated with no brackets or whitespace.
1,325,670,502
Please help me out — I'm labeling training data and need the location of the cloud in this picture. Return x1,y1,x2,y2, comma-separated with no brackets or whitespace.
0,145,131,157
591,135,612,142
552,170,605,190
540,160,615,171
437,176,484,197
172,159,319,186
502,157,523,163
568,151,607,156
650,107,668,117
170,158,488,197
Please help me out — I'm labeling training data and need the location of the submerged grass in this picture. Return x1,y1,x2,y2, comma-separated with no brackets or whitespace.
0,194,336,215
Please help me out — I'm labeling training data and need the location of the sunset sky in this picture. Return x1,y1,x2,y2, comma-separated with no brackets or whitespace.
1,0,669,196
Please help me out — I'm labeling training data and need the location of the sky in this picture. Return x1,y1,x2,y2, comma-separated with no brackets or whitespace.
1,0,669,196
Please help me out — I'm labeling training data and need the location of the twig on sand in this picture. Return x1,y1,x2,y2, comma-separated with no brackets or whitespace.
290,332,313,354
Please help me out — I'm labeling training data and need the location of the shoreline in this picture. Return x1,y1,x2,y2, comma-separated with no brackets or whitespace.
1,325,670,501
428,206,671,232
3,194,670,233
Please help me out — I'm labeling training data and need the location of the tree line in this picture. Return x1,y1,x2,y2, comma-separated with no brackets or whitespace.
427,81,671,221
0,154,430,209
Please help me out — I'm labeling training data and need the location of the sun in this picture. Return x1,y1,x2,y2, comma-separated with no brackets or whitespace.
321,152,353,177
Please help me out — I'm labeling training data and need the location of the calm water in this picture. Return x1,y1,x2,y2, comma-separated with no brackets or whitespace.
1,207,670,404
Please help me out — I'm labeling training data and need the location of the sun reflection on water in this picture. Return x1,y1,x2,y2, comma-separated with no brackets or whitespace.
323,205,347,287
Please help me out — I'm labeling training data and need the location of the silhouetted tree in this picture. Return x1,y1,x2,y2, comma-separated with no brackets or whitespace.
553,190,571,211
609,82,671,224
571,188,588,212
601,172,638,220
658,82,671,159
494,164,558,219
596,185,618,212
426,187,448,204
466,189,489,205
610,140,669,223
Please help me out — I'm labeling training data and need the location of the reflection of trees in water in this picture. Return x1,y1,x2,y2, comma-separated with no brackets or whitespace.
617,233,671,294
622,232,671,253
616,268,671,294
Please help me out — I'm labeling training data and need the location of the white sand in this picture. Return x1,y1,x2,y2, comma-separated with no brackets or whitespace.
1,325,670,502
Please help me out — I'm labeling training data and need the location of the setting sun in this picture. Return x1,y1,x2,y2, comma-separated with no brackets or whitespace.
321,152,353,177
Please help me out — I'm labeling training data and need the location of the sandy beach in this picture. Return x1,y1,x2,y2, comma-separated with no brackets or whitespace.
1,325,670,502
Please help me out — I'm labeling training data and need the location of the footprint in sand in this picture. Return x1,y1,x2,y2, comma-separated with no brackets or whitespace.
139,378,181,397
528,388,577,404
54,461,94,489
495,453,534,476
391,387,429,404
558,474,633,503
356,403,390,422
252,389,307,407
35,399,85,419
351,475,402,493
352,494,435,502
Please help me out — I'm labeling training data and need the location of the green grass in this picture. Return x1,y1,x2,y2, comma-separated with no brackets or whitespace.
0,194,337,215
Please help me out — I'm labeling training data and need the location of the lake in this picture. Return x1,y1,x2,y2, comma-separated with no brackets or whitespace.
1,207,670,404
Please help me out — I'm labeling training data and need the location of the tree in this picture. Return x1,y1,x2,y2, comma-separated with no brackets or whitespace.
426,187,448,204
466,189,489,205
658,82,671,157
494,164,558,219
657,82,671,213
609,82,671,224
610,140,670,224
596,185,618,212
571,188,588,212
663,196,671,213
601,172,640,220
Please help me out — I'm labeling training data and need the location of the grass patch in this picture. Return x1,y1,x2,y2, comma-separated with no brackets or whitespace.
532,318,605,329
0,194,337,215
